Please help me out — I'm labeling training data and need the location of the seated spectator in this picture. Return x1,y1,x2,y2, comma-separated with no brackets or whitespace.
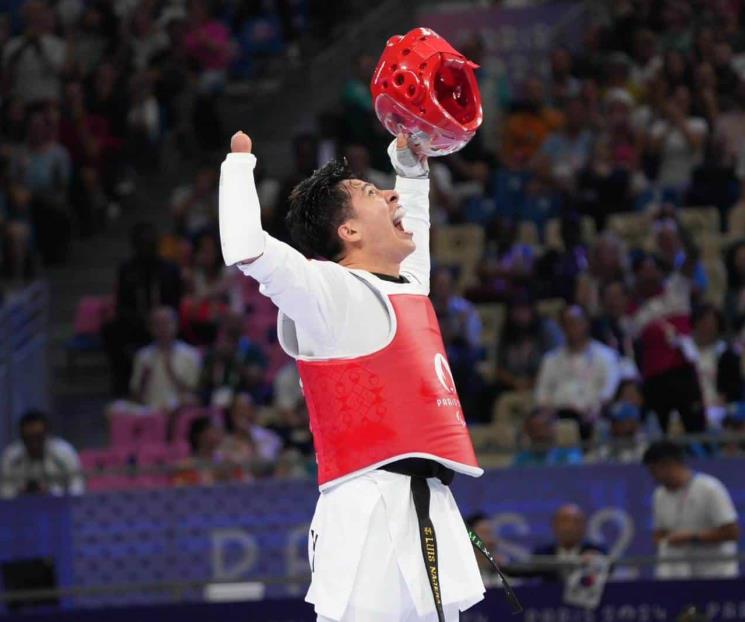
588,400,647,464
465,513,508,588
502,77,563,170
470,218,534,302
575,233,629,317
198,312,268,406
494,292,562,395
647,85,707,202
220,392,282,466
1,410,84,498
653,216,707,295
724,240,745,332
680,304,737,426
531,504,607,582
629,226,706,433
344,143,392,191
643,440,739,579
103,221,183,395
533,214,588,300
10,108,72,264
513,408,583,467
720,405,745,457
273,361,303,415
172,416,233,486
535,306,621,438
269,402,313,457
169,167,219,239
130,306,201,410
534,96,593,189
591,279,637,378
180,232,231,345
430,266,482,418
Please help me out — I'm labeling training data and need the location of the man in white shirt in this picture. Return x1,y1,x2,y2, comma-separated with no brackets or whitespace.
535,305,621,438
1,410,84,498
643,440,739,579
130,306,201,410
220,132,495,621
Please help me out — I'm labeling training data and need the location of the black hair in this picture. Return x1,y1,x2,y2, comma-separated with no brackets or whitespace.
188,416,212,454
286,159,355,261
19,409,48,432
691,302,723,333
465,512,489,530
642,440,685,466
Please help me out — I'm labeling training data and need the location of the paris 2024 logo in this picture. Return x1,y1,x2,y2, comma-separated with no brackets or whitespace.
434,353,465,426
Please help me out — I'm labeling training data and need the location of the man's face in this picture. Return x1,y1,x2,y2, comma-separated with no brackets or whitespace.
562,307,589,348
150,308,177,344
647,461,680,490
602,282,628,318
340,179,415,264
21,421,47,459
553,506,586,549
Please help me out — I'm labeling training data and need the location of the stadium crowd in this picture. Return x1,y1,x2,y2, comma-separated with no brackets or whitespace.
3,0,745,492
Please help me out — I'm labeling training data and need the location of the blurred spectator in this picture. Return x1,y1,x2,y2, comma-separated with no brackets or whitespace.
680,304,737,426
273,361,303,414
169,167,219,238
644,440,739,579
430,266,482,417
652,217,707,295
198,312,268,407
130,306,201,410
575,233,629,317
548,47,580,106
268,401,313,457
720,405,745,457
513,408,583,467
535,96,593,189
534,214,588,300
1,410,84,498
344,143,392,190
629,224,706,433
103,221,183,395
494,292,562,395
220,392,281,464
588,398,647,464
530,504,607,582
648,85,707,201
591,279,636,376
471,218,534,302
180,232,231,344
502,77,563,170
126,72,161,169
11,108,72,263
2,0,70,105
724,240,745,331
535,305,621,438
465,512,508,588
0,155,36,284
172,415,232,486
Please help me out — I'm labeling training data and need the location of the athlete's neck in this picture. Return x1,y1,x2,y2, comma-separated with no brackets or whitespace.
339,255,400,279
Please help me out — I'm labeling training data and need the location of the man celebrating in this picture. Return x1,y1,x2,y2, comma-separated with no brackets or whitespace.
219,131,486,621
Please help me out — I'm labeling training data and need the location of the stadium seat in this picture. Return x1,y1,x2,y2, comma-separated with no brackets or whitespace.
65,295,115,374
433,224,485,289
492,391,534,425
555,419,581,448
136,443,190,489
517,221,540,248
726,203,745,238
475,303,506,368
536,298,566,322
79,447,137,492
678,206,720,239
607,212,650,250
702,258,727,307
109,410,168,448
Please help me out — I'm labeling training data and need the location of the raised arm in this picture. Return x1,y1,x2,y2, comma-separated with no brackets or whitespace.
219,132,349,344
389,137,431,291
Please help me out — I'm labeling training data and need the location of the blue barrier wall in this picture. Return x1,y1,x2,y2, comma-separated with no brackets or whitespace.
1,459,743,607
2,579,745,622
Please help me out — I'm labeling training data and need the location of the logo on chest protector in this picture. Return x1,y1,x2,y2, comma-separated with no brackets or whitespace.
434,353,464,425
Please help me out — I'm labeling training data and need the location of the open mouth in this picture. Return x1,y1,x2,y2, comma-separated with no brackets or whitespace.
392,207,410,234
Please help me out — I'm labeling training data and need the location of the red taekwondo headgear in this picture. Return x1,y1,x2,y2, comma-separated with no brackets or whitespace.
370,27,483,156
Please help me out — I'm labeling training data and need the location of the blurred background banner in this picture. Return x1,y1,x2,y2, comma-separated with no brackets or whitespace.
0,459,741,607
420,2,588,84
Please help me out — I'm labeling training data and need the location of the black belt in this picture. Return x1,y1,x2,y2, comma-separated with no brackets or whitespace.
380,459,523,617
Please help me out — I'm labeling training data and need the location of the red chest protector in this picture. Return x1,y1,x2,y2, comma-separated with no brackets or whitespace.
297,294,482,489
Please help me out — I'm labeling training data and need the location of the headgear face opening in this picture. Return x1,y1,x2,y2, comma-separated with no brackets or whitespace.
370,27,483,156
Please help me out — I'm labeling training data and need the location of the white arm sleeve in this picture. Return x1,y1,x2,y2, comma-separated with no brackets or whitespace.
219,152,266,265
238,235,351,346
397,176,431,291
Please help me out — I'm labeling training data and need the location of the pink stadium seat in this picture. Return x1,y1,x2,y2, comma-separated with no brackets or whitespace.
73,295,114,336
79,447,137,492
136,444,180,489
109,410,168,447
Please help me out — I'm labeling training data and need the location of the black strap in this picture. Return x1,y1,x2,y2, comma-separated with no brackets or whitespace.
468,528,523,614
411,476,446,622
